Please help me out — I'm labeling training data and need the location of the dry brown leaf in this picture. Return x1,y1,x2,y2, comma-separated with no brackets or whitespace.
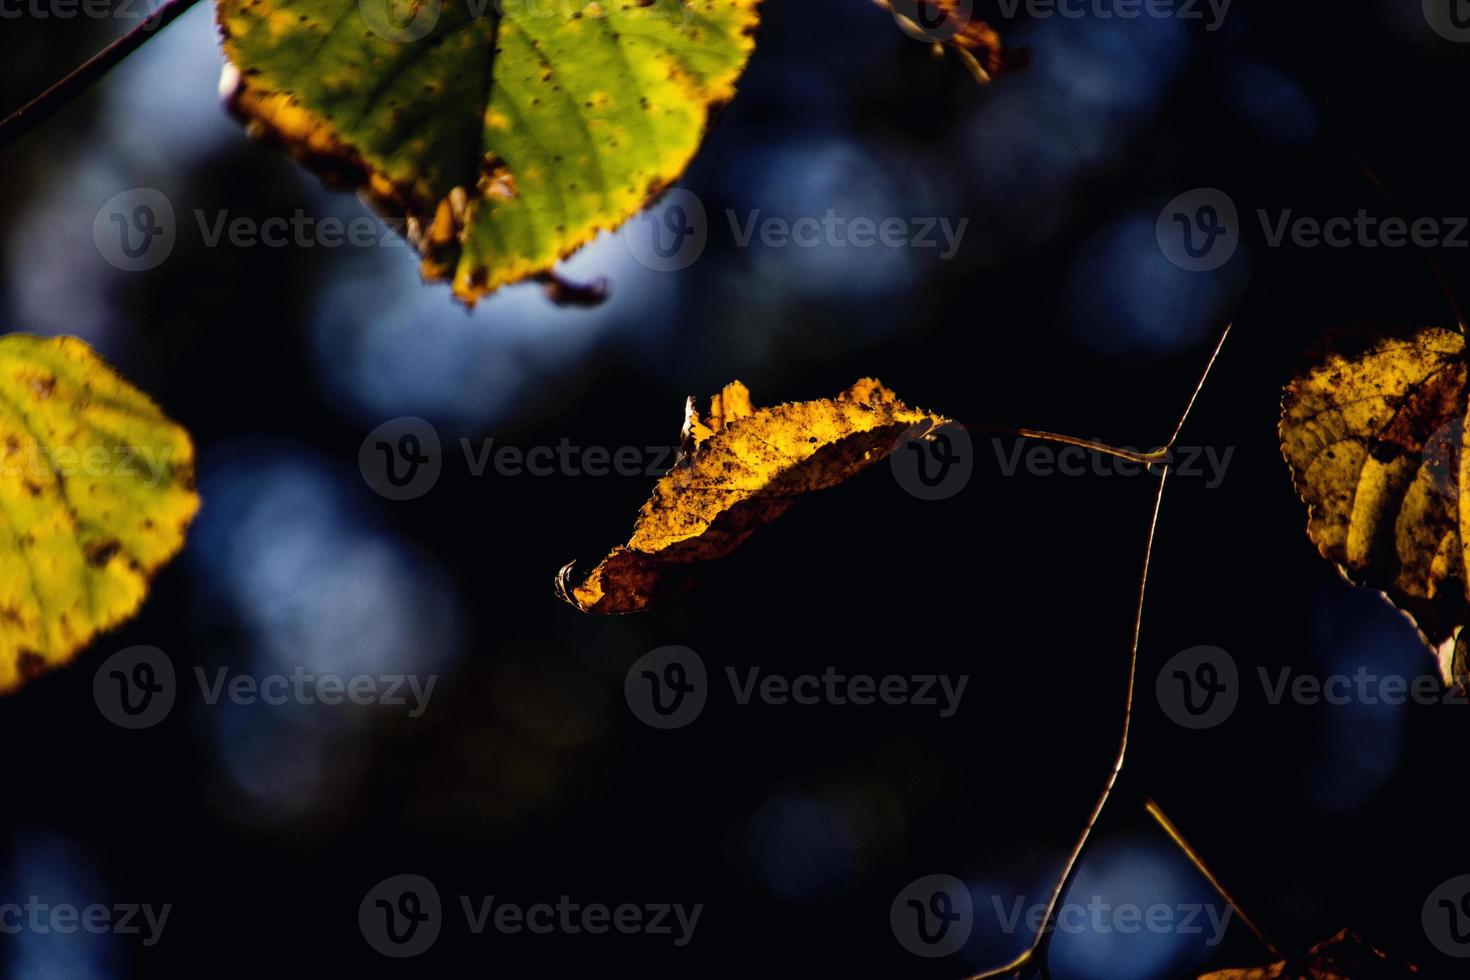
557,379,949,613
1280,322,1470,684
882,0,1028,83
1199,928,1419,979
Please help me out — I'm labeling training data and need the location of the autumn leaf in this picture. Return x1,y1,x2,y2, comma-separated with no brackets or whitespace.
1199,928,1419,979
557,378,949,613
879,0,1026,84
217,0,760,305
1280,322,1470,685
0,334,198,693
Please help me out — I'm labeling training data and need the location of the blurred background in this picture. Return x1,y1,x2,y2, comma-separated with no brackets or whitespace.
3,0,1470,975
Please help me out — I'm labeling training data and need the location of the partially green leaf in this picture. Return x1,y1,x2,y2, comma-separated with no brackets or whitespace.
218,0,760,303
0,334,198,693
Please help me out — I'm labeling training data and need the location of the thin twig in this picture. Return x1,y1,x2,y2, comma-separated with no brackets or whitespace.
0,0,206,154
1144,798,1283,960
1349,153,1467,334
963,322,1232,980
966,470,1168,980
965,322,1234,470
1164,322,1233,451
961,426,1165,466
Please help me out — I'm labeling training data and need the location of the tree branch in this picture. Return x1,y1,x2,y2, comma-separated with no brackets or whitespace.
0,0,206,154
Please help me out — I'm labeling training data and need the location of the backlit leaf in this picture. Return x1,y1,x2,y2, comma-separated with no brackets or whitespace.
557,378,948,613
0,334,198,693
217,0,760,304
1280,322,1470,685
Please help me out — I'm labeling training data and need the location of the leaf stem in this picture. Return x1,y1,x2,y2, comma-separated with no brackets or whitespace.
0,0,206,154
961,426,1166,465
962,322,1232,980
1143,798,1283,960
1349,152,1467,334
962,323,1233,468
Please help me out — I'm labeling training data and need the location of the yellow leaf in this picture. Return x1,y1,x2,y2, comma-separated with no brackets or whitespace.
0,334,198,693
557,378,948,613
1280,322,1470,685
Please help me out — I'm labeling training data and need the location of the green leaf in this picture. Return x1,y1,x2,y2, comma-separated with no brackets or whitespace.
218,0,761,304
0,334,198,693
